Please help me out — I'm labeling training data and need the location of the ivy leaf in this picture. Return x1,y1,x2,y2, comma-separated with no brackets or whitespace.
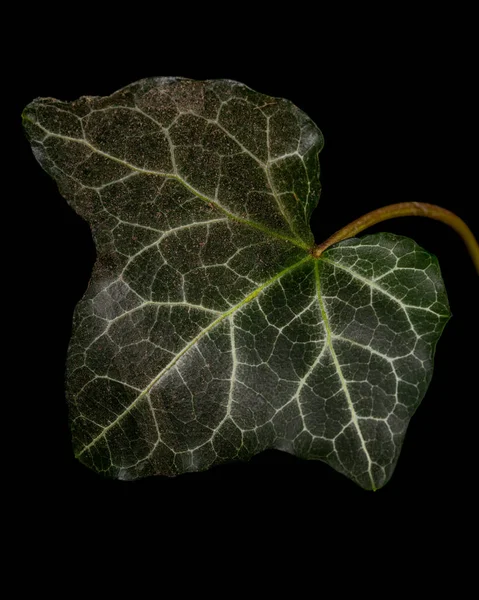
23,77,450,490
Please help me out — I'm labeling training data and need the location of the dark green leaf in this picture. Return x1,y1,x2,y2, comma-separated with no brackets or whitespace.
23,77,450,489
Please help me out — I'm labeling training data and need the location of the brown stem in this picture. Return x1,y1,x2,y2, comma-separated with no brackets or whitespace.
312,202,479,274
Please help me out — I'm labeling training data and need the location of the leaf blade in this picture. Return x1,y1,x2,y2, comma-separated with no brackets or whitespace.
23,78,450,489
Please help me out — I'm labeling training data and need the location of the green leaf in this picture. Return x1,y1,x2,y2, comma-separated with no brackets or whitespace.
23,77,450,489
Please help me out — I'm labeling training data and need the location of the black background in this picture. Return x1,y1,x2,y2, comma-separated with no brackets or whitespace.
15,12,477,546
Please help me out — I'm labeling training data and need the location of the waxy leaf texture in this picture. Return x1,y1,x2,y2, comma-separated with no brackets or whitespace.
23,78,450,489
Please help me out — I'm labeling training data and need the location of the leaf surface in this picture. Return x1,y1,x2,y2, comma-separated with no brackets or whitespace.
23,78,450,489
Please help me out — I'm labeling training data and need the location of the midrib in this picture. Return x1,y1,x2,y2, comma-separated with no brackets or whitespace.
314,260,377,490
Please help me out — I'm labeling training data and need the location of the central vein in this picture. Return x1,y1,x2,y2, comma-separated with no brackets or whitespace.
314,260,376,491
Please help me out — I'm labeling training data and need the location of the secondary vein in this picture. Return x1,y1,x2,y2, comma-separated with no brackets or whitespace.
32,120,309,250
76,254,313,457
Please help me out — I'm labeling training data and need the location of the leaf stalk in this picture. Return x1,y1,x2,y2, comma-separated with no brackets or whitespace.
312,202,479,274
